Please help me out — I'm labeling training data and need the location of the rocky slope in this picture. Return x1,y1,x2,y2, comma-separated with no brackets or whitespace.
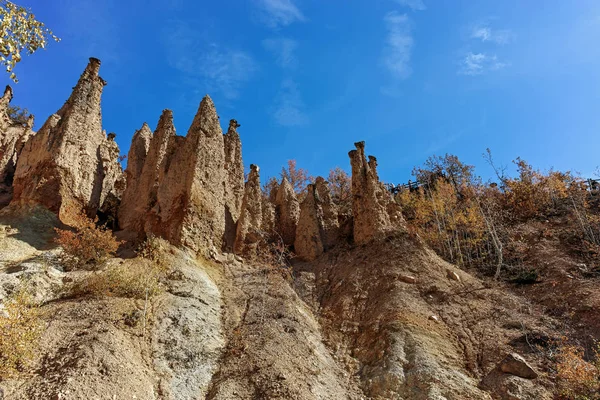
0,58,597,399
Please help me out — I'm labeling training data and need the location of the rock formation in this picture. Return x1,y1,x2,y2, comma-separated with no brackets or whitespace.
119,111,176,234
153,96,226,252
348,141,404,245
119,97,242,253
274,177,300,246
97,133,125,228
0,86,35,201
10,58,122,224
314,177,339,248
117,123,152,231
234,164,263,256
223,119,245,250
294,183,324,261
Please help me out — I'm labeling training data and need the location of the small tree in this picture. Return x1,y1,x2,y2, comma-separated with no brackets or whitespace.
6,103,28,124
328,166,352,213
280,159,312,194
0,0,60,82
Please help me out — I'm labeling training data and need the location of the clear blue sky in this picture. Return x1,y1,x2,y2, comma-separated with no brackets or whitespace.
5,0,600,183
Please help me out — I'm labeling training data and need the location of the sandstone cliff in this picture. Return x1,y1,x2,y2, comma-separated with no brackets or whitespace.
10,58,122,224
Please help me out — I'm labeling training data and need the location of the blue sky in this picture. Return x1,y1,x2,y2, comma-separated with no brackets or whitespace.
5,0,600,183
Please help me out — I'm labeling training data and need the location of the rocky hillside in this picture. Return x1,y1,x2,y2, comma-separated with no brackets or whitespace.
0,58,598,399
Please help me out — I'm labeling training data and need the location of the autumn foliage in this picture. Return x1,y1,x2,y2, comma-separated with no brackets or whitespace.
396,152,600,279
0,288,43,379
54,210,121,269
554,340,600,399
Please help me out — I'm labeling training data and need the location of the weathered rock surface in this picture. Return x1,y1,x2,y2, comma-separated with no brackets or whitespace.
315,176,339,248
234,164,263,257
348,141,404,245
0,86,35,206
295,184,324,261
119,97,238,254
274,177,300,246
223,119,245,250
11,58,122,224
117,123,152,231
119,110,177,234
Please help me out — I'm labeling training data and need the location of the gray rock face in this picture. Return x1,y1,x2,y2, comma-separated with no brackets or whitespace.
11,58,122,224
348,141,404,245
234,164,263,257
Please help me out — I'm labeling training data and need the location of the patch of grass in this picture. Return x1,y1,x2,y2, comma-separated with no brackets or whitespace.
69,260,166,300
0,288,44,379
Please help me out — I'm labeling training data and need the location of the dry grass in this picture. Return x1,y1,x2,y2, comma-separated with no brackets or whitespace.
0,288,44,379
69,260,166,300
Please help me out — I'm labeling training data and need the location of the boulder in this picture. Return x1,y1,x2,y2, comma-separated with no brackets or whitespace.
499,353,538,379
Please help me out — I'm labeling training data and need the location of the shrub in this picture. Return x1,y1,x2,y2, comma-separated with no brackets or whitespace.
136,234,169,269
0,288,44,379
6,104,30,125
54,210,121,270
554,341,600,399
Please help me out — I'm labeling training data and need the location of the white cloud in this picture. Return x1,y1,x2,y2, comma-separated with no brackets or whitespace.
164,22,257,100
459,52,508,75
394,0,426,11
256,0,306,29
272,79,308,126
471,24,513,45
382,12,414,80
262,38,298,68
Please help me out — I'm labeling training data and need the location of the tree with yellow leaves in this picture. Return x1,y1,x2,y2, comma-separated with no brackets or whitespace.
0,1,60,82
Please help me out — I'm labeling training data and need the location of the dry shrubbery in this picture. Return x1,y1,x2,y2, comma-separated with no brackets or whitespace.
553,340,600,399
397,152,600,279
54,210,121,270
0,288,43,379
69,236,170,300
